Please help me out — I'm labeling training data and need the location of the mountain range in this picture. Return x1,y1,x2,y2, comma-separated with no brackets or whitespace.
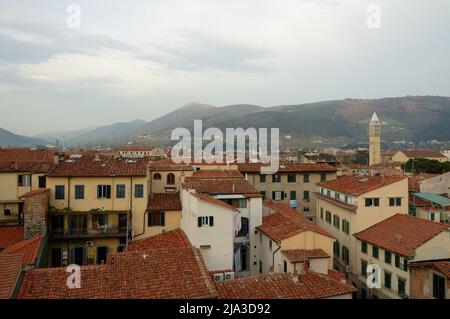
1,96,449,149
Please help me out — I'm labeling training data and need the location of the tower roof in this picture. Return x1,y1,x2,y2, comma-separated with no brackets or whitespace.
370,112,380,122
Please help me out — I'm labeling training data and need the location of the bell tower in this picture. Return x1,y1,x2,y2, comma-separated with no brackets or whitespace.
369,112,381,166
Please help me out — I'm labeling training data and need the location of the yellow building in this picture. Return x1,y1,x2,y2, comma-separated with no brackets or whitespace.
392,149,449,163
369,112,381,166
315,175,409,292
0,148,53,224
353,214,450,299
239,162,337,221
117,145,168,159
45,153,150,266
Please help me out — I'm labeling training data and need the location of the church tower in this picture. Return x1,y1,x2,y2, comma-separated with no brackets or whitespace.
369,112,381,165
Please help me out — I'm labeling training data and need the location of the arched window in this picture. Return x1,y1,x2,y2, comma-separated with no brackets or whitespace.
167,173,175,185
153,173,162,180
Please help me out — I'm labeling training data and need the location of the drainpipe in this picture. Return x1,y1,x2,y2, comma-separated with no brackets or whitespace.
272,241,281,270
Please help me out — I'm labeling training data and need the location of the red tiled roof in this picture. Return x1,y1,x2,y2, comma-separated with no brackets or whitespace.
46,155,150,177
19,188,50,199
353,214,449,257
327,269,346,281
183,176,261,198
0,148,54,173
191,170,243,179
410,260,450,278
128,229,191,252
215,272,356,299
18,246,218,299
257,202,333,242
400,149,447,159
0,226,24,249
317,175,406,196
282,249,330,263
147,193,181,211
0,254,23,299
149,158,192,171
238,162,337,173
1,235,44,265
191,192,239,212
433,261,450,278
117,145,161,152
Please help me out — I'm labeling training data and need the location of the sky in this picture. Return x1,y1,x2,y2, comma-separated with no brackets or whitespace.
0,0,449,136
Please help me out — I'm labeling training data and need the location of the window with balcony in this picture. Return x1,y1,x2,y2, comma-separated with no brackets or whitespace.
69,215,87,234
342,246,350,265
97,185,111,199
50,215,64,234
237,217,249,237
93,214,108,230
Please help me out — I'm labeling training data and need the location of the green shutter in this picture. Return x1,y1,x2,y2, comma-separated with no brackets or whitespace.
161,212,165,226
198,217,202,227
209,216,214,227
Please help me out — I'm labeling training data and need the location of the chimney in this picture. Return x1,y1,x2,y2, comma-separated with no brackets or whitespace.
269,266,274,274
395,234,402,244
292,270,299,283
20,189,50,239
53,154,60,164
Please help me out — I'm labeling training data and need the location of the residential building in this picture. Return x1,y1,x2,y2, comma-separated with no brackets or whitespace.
316,175,409,278
0,148,53,224
369,112,381,166
180,170,262,274
392,149,449,163
353,214,450,299
409,259,449,299
418,172,450,197
409,192,450,223
257,201,335,274
45,154,150,266
238,162,337,221
117,145,167,159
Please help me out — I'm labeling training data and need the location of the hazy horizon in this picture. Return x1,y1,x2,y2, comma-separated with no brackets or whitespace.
1,0,450,135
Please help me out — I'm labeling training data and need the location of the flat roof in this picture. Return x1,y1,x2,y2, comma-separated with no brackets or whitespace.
415,192,450,207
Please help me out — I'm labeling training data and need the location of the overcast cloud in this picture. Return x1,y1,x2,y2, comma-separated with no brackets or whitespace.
0,0,449,135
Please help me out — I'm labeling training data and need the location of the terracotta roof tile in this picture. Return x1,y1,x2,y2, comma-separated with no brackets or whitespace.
257,202,333,242
191,193,239,212
410,260,450,278
19,188,50,199
0,226,24,249
1,235,44,265
282,249,330,263
0,254,23,299
191,170,244,179
297,271,357,298
147,193,181,211
238,162,337,173
128,229,190,252
117,145,161,152
46,155,150,177
400,149,447,159
317,175,406,196
149,158,192,171
0,148,54,173
353,214,449,257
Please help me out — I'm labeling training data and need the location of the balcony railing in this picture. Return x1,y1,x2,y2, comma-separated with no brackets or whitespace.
50,225,127,238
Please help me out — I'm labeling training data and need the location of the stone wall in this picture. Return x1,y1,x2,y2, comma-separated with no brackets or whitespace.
21,189,49,240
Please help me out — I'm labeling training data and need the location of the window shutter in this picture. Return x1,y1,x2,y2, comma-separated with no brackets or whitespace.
198,217,202,227
272,191,276,200
161,212,165,226
97,185,101,198
209,216,214,227
107,186,111,199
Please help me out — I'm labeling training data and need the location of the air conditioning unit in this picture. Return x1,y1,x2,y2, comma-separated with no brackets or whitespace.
86,241,94,247
224,272,235,281
213,273,224,282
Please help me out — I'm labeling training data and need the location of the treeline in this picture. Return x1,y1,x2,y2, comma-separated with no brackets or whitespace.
402,158,450,174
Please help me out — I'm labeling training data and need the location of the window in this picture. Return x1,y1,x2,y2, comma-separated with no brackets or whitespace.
326,190,331,197
55,185,65,200
260,191,266,199
335,193,340,201
198,216,214,227
333,241,340,257
272,174,281,183
403,259,408,272
398,277,406,296
389,197,402,206
74,185,84,200
320,173,326,182
433,273,446,299
372,246,379,259
384,271,392,289
361,259,368,277
365,198,380,207
119,213,127,230
167,173,175,185
134,184,144,198
18,174,30,187
287,174,296,183
260,174,266,183
361,241,367,254
290,191,297,200
342,246,349,265
269,240,272,250
394,254,401,268
272,191,283,201
153,173,161,180
97,185,111,199
148,211,165,227
342,219,350,235
303,191,310,200
93,214,108,228
303,174,310,183
116,184,126,199
320,208,324,220
333,215,340,229
38,176,46,188
4,209,11,216
344,195,349,204
283,260,288,273
429,213,435,221
325,211,331,224
385,251,392,264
